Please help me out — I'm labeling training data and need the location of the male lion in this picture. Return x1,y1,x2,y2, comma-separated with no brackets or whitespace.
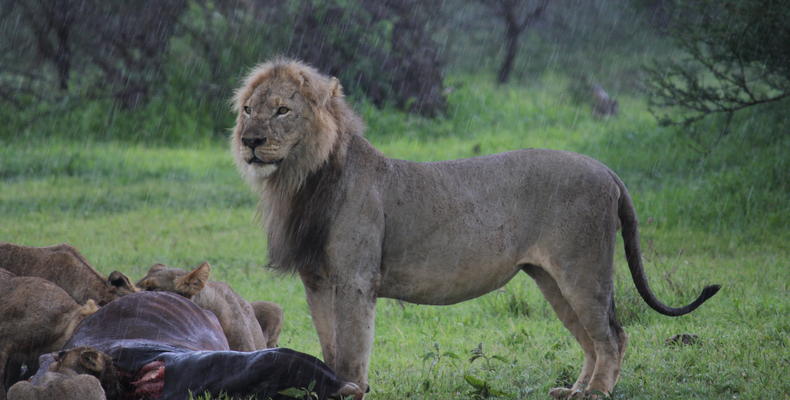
230,58,720,398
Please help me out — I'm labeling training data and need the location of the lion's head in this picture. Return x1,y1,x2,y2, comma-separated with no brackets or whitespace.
231,58,362,194
136,262,211,299
231,58,365,273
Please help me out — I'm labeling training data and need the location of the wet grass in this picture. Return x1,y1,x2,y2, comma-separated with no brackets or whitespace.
1,77,787,399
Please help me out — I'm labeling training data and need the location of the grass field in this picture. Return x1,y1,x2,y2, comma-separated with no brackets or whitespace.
1,77,788,399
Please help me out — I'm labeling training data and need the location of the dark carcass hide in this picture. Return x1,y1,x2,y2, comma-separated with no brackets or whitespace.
32,291,361,400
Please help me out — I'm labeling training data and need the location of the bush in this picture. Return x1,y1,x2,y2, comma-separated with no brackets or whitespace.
644,0,790,137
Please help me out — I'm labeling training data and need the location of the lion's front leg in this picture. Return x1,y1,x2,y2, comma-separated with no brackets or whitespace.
302,273,378,393
303,281,338,368
332,282,377,391
305,189,384,393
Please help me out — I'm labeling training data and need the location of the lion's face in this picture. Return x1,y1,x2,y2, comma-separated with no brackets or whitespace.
136,262,210,298
233,78,317,180
232,60,354,192
137,264,178,291
52,347,113,376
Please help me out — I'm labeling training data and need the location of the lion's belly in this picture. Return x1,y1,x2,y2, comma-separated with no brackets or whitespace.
377,249,523,305
376,168,531,304
373,148,620,305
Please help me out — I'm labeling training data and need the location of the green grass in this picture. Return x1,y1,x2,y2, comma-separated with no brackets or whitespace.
1,76,787,399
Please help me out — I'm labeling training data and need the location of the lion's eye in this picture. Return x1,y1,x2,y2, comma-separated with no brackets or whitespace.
276,106,290,115
243,106,251,115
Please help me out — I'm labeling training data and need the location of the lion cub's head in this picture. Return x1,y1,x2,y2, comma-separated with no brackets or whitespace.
136,262,210,299
231,58,362,193
50,346,122,399
51,347,114,377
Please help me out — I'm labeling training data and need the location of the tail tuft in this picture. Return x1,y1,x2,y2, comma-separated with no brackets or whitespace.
701,284,721,300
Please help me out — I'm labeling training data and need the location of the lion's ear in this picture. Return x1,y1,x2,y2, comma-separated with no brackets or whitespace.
175,262,210,298
108,270,137,293
298,71,337,107
329,76,343,99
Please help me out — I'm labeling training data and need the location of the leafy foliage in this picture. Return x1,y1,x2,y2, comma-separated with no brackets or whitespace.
464,374,513,399
0,0,187,109
645,0,790,138
468,343,508,370
0,0,448,123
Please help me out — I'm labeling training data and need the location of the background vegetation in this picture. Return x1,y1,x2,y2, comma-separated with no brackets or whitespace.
1,0,787,399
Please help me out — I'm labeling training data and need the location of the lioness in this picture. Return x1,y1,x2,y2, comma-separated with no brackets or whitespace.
230,58,720,398
0,243,137,306
0,270,99,399
136,262,281,351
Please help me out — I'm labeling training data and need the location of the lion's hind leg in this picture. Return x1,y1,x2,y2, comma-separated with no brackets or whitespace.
522,265,596,398
559,273,627,398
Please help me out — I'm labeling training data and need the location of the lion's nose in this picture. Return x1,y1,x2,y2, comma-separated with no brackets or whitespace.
242,137,266,149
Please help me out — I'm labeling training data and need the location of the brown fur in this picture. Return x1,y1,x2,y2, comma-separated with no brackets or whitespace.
250,301,284,348
7,373,105,400
231,58,719,398
0,270,98,398
136,262,272,351
48,347,121,399
0,243,137,306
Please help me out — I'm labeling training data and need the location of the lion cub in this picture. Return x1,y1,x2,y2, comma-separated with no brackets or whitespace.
136,262,282,351
0,269,99,398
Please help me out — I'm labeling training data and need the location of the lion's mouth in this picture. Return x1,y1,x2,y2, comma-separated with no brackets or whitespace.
247,156,283,166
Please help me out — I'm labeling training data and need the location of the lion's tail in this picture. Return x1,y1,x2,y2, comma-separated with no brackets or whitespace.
611,171,721,316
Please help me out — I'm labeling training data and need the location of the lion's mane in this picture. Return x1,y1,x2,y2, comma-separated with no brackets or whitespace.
231,58,364,274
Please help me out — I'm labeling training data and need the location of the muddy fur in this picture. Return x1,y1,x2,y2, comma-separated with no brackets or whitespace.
0,243,137,306
230,58,720,398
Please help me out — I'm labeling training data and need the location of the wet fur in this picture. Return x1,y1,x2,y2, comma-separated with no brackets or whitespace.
0,270,98,399
231,59,720,398
49,347,122,399
251,301,284,348
0,243,137,306
136,263,275,351
7,373,104,400
231,58,360,275
271,153,345,273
